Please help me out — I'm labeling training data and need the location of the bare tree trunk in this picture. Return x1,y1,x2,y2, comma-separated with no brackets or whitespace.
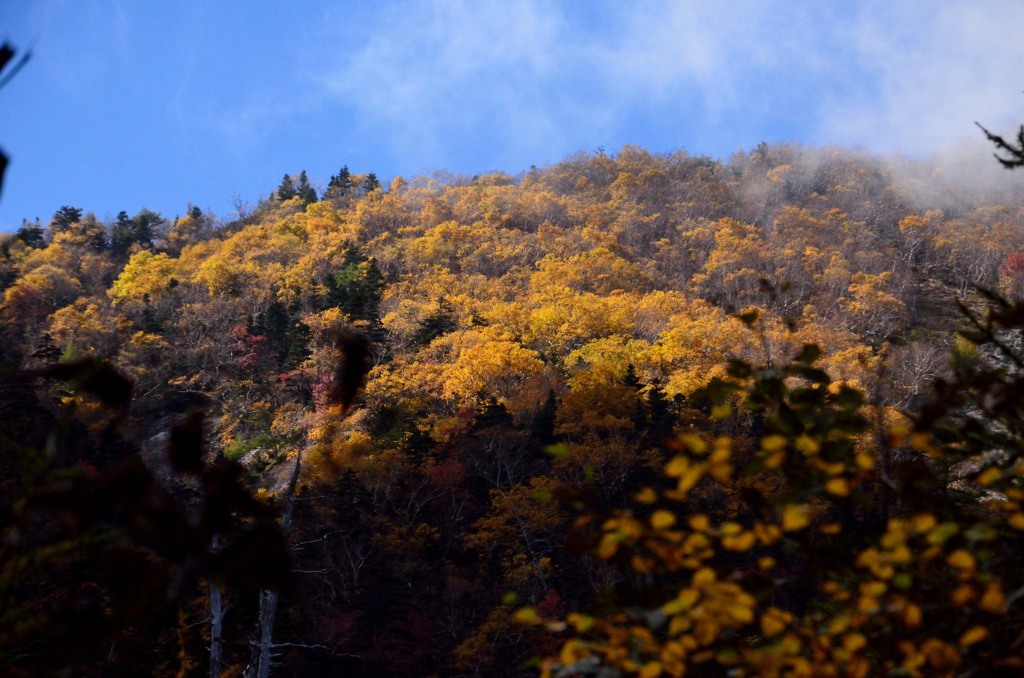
246,450,303,678
209,534,225,678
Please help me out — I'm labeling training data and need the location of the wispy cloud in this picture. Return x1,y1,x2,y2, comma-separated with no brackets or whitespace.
186,0,1024,172
311,0,580,167
821,2,1024,154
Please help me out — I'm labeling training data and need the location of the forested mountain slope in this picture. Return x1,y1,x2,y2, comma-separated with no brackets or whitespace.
3,144,1024,675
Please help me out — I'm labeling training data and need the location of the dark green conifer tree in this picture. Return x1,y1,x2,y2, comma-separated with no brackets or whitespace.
110,209,161,257
411,298,457,347
328,165,352,193
110,211,134,257
15,219,44,248
530,388,558,445
644,380,674,447
48,205,82,235
296,170,317,205
277,173,296,201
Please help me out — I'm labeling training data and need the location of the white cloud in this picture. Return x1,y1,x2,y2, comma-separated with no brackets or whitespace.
313,0,579,167
820,1,1024,154
286,1,1024,168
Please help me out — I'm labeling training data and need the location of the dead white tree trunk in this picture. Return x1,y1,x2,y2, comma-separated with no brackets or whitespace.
209,534,225,678
245,450,302,678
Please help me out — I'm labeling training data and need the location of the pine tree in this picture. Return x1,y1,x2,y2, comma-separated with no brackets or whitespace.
259,299,291,361
530,388,558,445
621,363,650,438
328,165,352,193
284,318,311,369
277,173,296,201
411,298,457,347
326,246,385,324
295,170,317,205
363,172,380,192
141,294,163,334
110,208,161,257
131,208,162,246
49,206,82,235
15,219,44,248
110,211,135,257
644,381,674,446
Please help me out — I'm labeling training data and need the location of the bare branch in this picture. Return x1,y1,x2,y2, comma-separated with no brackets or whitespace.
976,122,1024,169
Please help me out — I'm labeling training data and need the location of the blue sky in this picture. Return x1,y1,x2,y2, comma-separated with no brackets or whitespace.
2,1,1023,232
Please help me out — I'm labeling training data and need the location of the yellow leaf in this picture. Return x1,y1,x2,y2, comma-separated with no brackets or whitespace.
665,455,689,477
668,615,691,636
677,465,704,495
1008,512,1024,530
978,582,1005,614
567,613,594,632
825,478,850,496
843,633,867,652
761,434,787,452
693,568,716,587
959,626,988,647
977,467,1001,486
887,548,910,569
855,451,875,470
927,522,959,545
708,457,733,484
795,434,820,456
904,603,922,628
909,432,931,451
828,613,851,635
651,510,677,529
635,487,658,504
754,522,782,545
725,602,753,624
950,584,975,607
560,639,590,666
722,531,756,552
665,587,700,615
911,513,937,533
889,422,910,437
780,633,802,655
760,607,792,636
694,619,720,645
688,514,710,532
946,549,976,572
632,555,655,573
711,403,731,420
720,521,742,536
782,504,812,531
639,661,662,678
677,433,707,454
597,533,621,559
921,638,960,668
514,607,541,625
860,581,886,597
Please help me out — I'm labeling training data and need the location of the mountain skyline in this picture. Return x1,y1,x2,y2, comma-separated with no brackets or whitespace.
3,0,1024,232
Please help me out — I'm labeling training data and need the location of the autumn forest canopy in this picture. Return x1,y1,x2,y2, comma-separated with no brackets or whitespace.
3,143,1024,676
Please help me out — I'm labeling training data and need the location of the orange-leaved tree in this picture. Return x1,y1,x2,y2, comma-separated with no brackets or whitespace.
523,303,1024,677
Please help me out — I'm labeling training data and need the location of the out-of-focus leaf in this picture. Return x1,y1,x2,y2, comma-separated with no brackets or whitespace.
329,331,370,410
167,409,204,473
32,358,133,407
